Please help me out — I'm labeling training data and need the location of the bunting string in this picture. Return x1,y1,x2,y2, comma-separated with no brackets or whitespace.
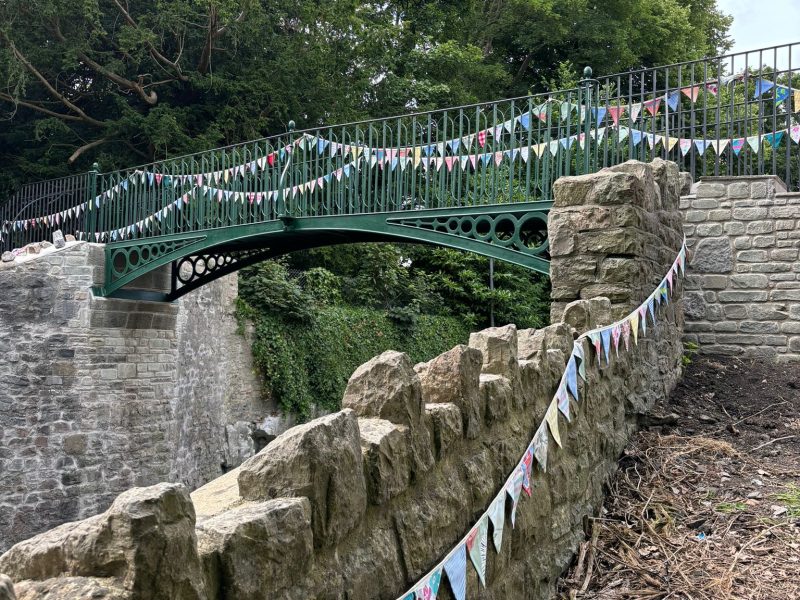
393,239,687,600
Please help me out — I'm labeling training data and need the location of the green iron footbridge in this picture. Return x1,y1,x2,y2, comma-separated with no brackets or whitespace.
3,42,800,301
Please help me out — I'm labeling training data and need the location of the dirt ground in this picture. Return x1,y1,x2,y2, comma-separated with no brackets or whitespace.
556,354,800,600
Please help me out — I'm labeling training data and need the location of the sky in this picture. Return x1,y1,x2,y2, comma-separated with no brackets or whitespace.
717,0,800,69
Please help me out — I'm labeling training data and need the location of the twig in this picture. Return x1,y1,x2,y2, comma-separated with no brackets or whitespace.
751,435,796,452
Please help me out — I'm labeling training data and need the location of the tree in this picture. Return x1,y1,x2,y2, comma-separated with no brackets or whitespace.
0,0,732,191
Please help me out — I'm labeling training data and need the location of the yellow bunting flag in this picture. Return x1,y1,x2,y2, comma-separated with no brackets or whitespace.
795,89,800,113
630,311,640,345
545,399,562,447
666,136,679,152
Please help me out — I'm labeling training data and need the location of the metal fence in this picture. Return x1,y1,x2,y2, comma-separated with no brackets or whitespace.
2,41,800,252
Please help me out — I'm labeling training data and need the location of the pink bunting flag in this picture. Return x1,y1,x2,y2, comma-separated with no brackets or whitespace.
621,319,631,351
494,152,503,166
155,174,163,186
477,130,487,147
444,157,456,172
681,86,700,102
607,106,624,126
643,98,662,116
706,83,718,95
791,126,800,145
679,139,693,156
611,325,621,356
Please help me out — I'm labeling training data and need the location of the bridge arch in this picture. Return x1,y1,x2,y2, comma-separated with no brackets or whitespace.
95,202,552,302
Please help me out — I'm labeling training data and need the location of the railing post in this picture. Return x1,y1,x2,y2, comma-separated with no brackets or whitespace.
277,120,295,219
88,162,99,242
579,66,596,175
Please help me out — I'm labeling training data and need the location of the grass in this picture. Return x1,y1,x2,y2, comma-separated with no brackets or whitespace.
715,501,747,513
773,484,800,517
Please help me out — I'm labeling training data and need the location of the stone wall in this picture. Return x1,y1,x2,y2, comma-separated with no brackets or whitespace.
0,160,685,600
0,244,272,552
681,176,800,361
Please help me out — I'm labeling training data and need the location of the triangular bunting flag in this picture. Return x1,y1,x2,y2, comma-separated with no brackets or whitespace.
573,341,587,382
747,136,760,153
643,97,661,116
731,138,745,155
607,106,623,126
681,86,700,102
488,495,505,552
414,570,442,600
466,518,489,586
694,139,709,155
680,138,693,156
556,383,570,422
639,305,648,336
532,422,549,472
545,399,562,448
666,91,681,111
611,324,621,356
764,131,784,148
629,102,642,122
754,79,775,99
600,328,612,365
790,125,800,144
507,469,524,526
565,355,579,402
443,545,467,600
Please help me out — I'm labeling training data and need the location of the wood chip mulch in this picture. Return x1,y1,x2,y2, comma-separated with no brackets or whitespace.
556,355,800,600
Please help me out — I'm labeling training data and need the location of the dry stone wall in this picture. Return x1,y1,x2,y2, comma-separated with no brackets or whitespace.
680,176,800,361
0,160,685,600
0,244,272,552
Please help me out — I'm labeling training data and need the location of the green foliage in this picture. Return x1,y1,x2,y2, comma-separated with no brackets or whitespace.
237,265,471,417
0,0,732,193
238,246,549,417
682,340,699,366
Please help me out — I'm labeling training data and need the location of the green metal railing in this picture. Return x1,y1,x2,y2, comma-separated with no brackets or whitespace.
1,80,599,250
3,41,800,253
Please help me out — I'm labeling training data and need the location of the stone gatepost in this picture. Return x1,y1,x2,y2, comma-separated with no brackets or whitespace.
548,159,686,323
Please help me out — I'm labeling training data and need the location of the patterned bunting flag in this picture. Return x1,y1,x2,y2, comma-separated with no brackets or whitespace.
791,126,800,145
488,495,505,553
706,83,718,95
680,139,693,156
507,468,524,526
443,545,467,600
565,355,579,401
521,449,533,496
618,126,630,142
630,129,643,147
556,383,570,421
666,136,679,152
795,90,800,112
600,328,612,365
611,324,621,356
639,305,648,336
414,570,442,600
666,91,681,111
607,105,623,126
532,422,549,471
647,297,656,325
710,139,729,155
681,86,700,102
621,319,631,350
545,399,562,447
629,103,642,122
775,85,791,105
764,131,784,148
694,139,709,155
573,341,587,382
747,136,760,153
643,98,661,116
518,112,531,131
731,138,745,155
466,518,489,586
477,130,487,147
588,331,602,359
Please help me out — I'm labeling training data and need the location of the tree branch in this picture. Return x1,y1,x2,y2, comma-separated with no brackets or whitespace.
68,137,109,163
0,33,105,127
111,0,189,82
197,5,247,74
0,92,84,122
51,19,159,106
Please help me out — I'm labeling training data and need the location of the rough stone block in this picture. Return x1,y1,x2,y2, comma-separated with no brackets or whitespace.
691,237,732,273
237,410,367,548
358,418,411,504
695,183,725,198
737,250,769,263
197,498,313,600
480,374,512,425
342,350,423,428
732,207,769,220
468,324,518,378
695,223,723,237
730,274,768,289
726,182,750,198
0,483,203,600
424,403,462,459
417,345,482,439
0,575,13,600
